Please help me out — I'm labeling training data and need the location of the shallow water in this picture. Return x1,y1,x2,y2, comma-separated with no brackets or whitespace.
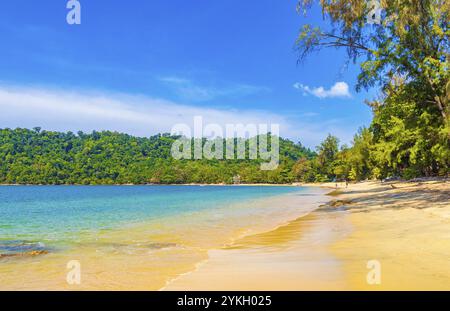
0,185,326,290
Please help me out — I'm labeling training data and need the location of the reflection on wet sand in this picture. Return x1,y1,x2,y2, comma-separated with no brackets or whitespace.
164,210,352,290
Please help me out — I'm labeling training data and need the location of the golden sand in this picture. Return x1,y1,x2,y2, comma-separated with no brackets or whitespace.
331,180,450,290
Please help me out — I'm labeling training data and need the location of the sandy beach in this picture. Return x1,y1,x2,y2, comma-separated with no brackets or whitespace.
331,180,450,290
164,179,450,290
1,182,448,290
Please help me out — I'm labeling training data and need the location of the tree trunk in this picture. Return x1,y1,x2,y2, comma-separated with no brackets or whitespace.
434,95,448,122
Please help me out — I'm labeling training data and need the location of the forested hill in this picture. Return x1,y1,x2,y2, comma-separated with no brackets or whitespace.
0,128,315,185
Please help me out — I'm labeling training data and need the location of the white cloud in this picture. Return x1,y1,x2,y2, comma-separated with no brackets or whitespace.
293,81,351,99
0,84,357,148
0,84,282,137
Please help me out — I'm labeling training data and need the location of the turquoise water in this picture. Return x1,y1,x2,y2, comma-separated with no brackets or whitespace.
0,186,302,255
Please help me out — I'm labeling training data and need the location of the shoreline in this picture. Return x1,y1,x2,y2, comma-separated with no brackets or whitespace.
162,187,338,290
1,177,446,187
163,179,450,290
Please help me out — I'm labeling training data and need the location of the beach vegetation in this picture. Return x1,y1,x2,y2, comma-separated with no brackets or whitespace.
0,128,314,185
294,0,449,180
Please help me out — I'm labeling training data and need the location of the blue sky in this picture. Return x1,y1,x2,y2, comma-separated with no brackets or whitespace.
0,0,374,148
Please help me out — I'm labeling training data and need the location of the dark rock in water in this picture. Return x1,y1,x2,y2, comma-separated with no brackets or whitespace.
318,199,353,212
328,199,353,207
0,240,50,259
0,250,48,259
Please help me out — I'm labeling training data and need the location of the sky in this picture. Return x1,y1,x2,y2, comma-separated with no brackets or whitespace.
0,0,374,148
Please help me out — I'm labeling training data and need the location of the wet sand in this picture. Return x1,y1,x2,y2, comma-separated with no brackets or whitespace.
163,211,351,290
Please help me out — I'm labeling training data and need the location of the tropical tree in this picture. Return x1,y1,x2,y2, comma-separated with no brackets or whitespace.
296,0,449,178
